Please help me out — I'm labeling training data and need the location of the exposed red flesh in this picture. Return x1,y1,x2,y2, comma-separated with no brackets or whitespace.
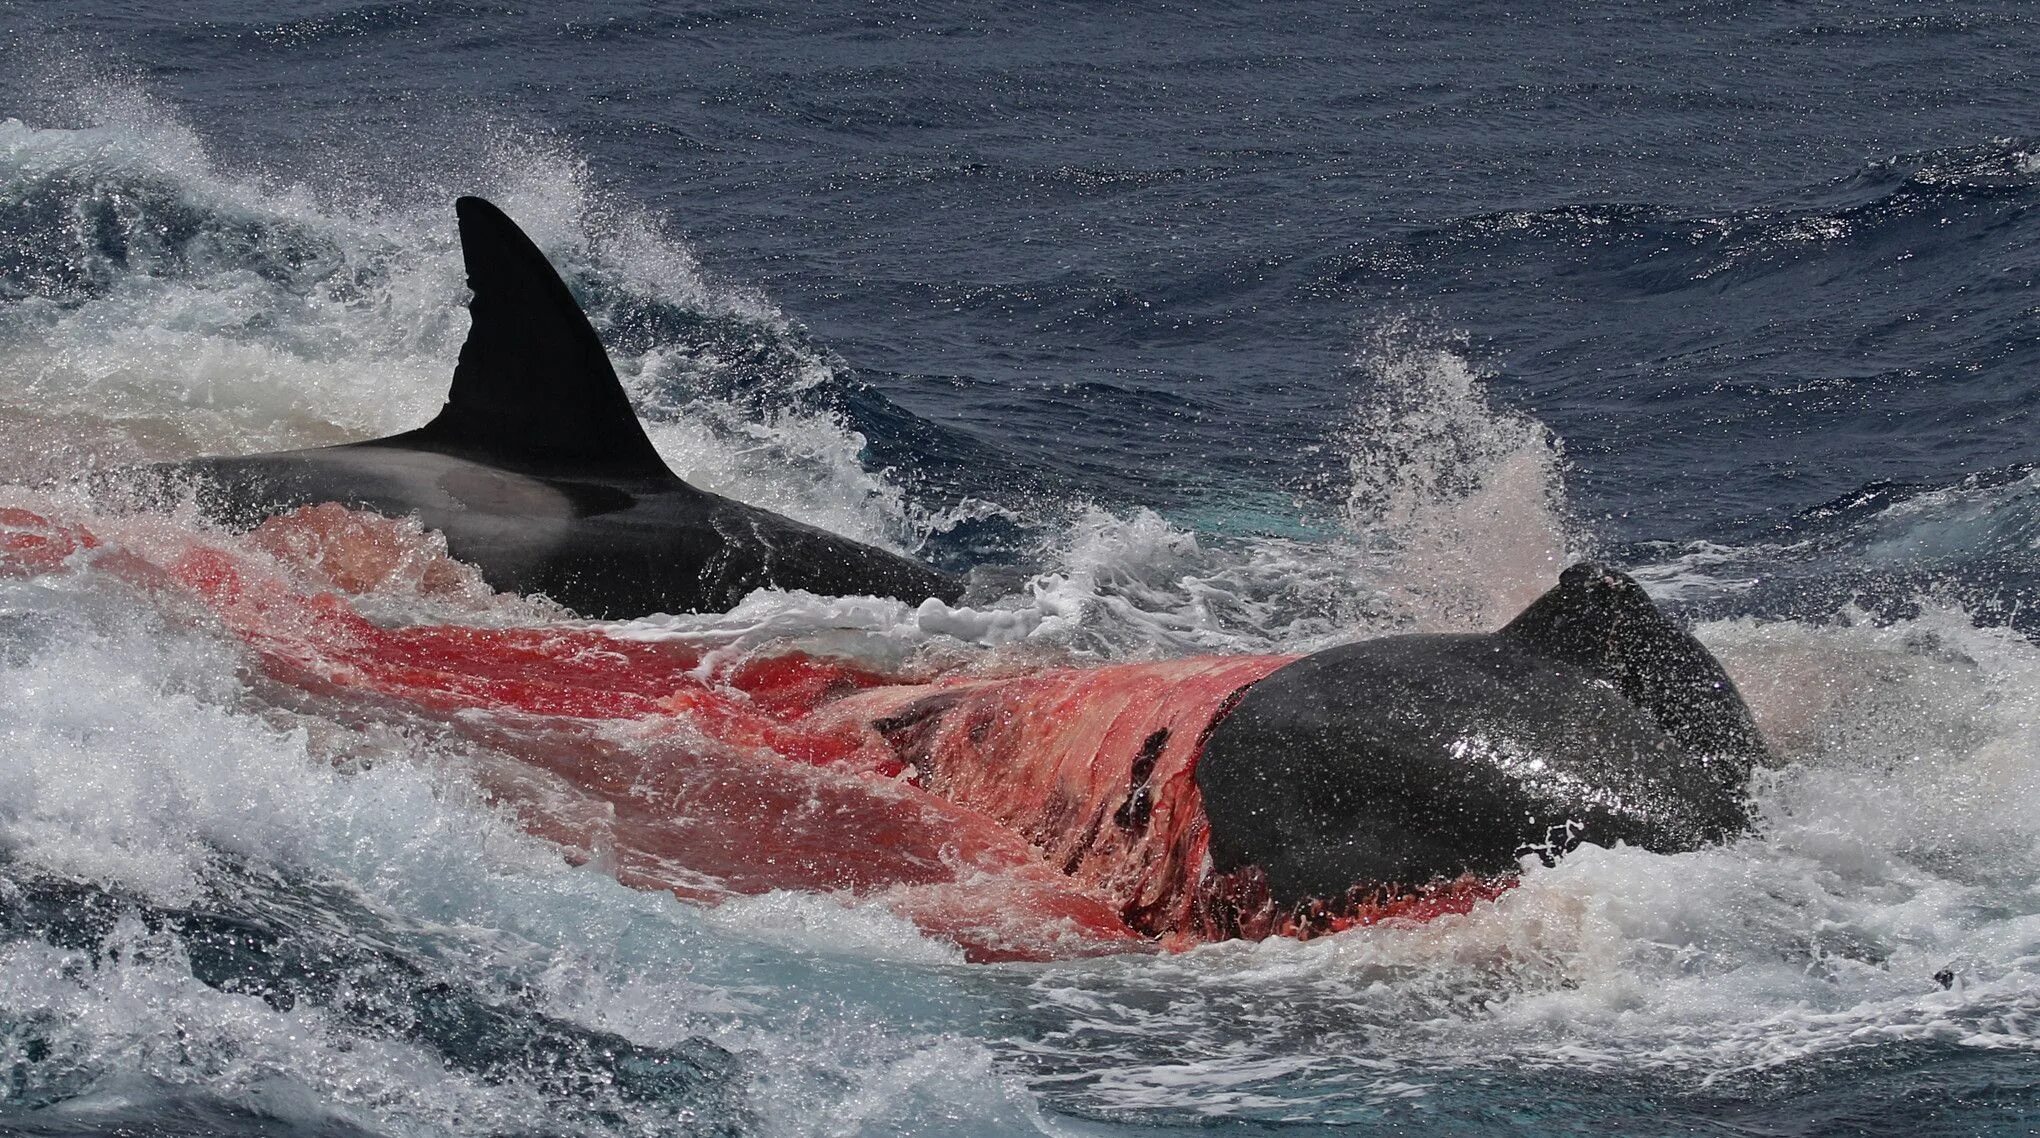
0,503,1513,960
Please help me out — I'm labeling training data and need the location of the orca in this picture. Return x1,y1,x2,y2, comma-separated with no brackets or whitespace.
133,196,963,619
1196,562,1771,909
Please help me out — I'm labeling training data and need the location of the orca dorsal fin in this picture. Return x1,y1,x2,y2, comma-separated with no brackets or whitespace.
402,196,675,480
1500,562,1770,766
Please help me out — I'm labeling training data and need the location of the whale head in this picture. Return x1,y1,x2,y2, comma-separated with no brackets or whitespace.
1196,563,1771,907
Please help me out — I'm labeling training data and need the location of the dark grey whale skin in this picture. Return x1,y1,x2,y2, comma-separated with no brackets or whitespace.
135,197,961,619
1197,563,1771,905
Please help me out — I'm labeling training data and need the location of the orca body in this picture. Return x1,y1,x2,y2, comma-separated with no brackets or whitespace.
145,197,962,619
1198,563,1770,906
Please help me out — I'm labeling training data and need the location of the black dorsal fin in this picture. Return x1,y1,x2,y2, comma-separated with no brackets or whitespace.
400,196,674,479
1500,562,1770,767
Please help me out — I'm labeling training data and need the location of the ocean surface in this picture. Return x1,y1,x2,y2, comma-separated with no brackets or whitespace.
0,2,2036,1134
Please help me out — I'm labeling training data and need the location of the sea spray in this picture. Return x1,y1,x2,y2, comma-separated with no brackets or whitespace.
1338,324,1578,632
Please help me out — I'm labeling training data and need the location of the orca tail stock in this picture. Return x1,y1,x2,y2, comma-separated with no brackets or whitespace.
374,196,678,481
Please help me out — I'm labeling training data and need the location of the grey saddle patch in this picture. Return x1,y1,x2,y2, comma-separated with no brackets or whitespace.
435,466,633,519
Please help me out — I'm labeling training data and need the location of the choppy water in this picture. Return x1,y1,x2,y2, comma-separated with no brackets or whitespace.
0,3,2035,1134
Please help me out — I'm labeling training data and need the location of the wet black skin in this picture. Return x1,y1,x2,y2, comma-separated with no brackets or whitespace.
125,197,961,620
1197,563,1771,904
165,444,960,619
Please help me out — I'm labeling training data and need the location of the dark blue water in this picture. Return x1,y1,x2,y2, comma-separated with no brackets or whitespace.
0,3,2036,1135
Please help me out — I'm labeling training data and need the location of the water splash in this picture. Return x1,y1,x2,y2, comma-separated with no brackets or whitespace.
1338,325,1578,632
